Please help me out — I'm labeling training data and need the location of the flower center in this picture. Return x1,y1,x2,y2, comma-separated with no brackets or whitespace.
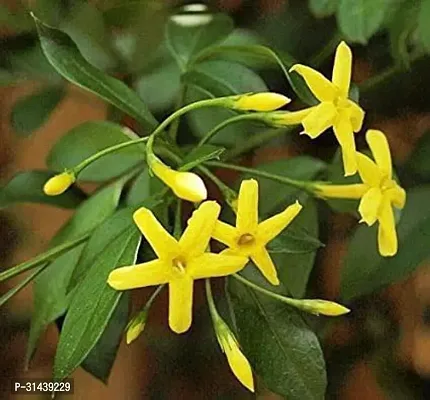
380,176,395,192
237,233,255,246
172,257,187,274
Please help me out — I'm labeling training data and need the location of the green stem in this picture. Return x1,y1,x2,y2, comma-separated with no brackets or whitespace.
0,264,46,307
205,279,220,321
232,273,304,309
197,113,267,148
173,199,182,239
0,234,89,283
205,161,312,193
145,284,165,310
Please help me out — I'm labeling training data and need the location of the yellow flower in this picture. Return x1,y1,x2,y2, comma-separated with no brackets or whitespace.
215,317,254,392
212,179,302,285
148,154,207,202
315,130,406,257
43,171,75,196
284,42,365,176
232,92,291,111
107,201,247,334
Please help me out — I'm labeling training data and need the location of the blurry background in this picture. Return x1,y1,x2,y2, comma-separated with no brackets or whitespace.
2,0,430,398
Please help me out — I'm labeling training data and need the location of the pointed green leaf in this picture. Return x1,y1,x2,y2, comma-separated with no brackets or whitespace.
181,145,225,171
0,170,85,209
47,121,145,182
32,15,158,131
53,228,140,380
11,86,65,136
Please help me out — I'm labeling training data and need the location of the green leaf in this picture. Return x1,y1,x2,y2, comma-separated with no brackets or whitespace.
11,86,65,137
47,121,145,182
229,276,326,400
184,60,267,145
32,15,158,131
181,145,225,171
340,186,430,301
309,0,339,18
53,227,140,380
125,170,164,207
268,225,324,254
419,0,430,53
0,170,85,209
337,0,392,43
27,180,126,364
81,293,129,383
166,12,234,70
406,130,430,178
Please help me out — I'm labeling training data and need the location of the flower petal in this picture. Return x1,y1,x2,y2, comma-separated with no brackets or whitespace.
377,198,398,257
212,220,238,248
386,185,406,209
332,41,352,97
133,208,178,258
366,130,392,178
274,108,315,126
180,201,220,257
333,115,357,176
356,152,381,186
257,201,303,244
224,338,254,392
315,183,368,199
168,276,194,333
358,187,383,226
290,64,336,102
301,102,337,138
237,179,259,234
250,247,279,285
107,260,171,290
347,100,365,132
187,253,248,280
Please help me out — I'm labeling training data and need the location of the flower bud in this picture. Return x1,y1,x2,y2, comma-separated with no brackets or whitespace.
231,92,290,112
149,155,207,202
43,172,75,196
300,299,350,316
215,318,254,392
126,310,148,344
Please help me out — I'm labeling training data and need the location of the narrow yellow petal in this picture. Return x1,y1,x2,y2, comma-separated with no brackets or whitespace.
358,187,383,226
43,172,75,196
151,158,207,202
301,102,337,138
179,201,220,257
107,260,171,290
233,92,291,111
224,338,254,392
133,208,179,258
257,201,303,244
290,64,337,102
366,130,392,178
356,152,381,187
168,276,194,333
347,100,365,132
386,185,406,209
237,179,259,234
187,253,248,280
314,183,368,199
271,108,315,126
250,247,279,285
333,116,357,176
212,220,238,248
377,198,398,257
332,41,352,97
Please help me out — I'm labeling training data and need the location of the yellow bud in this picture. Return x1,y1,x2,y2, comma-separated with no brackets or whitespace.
216,319,254,392
126,310,148,344
43,172,75,196
301,299,350,316
150,157,207,202
232,92,290,111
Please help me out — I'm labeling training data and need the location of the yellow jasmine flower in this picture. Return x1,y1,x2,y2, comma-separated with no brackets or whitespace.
286,41,365,176
215,317,254,392
148,153,207,203
316,130,406,257
43,171,75,196
212,179,303,285
107,201,247,334
231,92,291,112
